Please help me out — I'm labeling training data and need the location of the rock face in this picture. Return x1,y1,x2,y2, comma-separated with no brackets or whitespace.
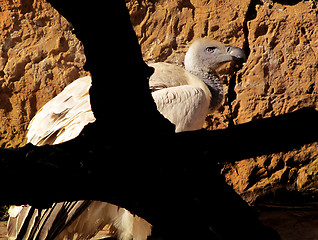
125,0,318,203
0,0,318,203
234,0,318,123
0,0,88,147
226,1,318,203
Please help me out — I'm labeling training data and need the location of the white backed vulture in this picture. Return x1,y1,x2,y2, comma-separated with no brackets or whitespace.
7,38,245,240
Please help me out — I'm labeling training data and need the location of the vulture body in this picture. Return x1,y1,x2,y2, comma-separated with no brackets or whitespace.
8,39,245,240
150,39,245,132
150,62,211,132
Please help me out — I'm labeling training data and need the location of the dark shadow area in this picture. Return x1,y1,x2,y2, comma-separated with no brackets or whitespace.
1,1,318,239
1,108,318,202
273,0,303,6
259,203,318,240
196,107,318,162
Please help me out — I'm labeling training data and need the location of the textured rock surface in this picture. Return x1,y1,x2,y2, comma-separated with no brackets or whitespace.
125,0,318,203
233,0,318,123
225,0,318,203
0,0,88,147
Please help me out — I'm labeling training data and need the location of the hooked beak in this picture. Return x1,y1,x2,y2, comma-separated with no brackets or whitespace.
225,46,247,62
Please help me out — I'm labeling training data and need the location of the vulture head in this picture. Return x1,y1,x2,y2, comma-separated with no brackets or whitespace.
184,38,246,74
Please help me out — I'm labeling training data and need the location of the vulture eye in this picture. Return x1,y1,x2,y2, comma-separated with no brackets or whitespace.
206,47,217,53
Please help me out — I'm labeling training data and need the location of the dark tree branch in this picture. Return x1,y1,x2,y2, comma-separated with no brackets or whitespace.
1,1,317,239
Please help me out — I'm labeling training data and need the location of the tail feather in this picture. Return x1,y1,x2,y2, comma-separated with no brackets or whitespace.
132,216,152,240
8,201,93,240
8,202,152,240
8,205,32,239
114,208,134,240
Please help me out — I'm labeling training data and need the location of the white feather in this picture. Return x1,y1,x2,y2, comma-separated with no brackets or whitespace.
152,85,209,132
54,202,152,240
114,208,134,240
149,62,212,132
8,206,24,218
26,76,96,145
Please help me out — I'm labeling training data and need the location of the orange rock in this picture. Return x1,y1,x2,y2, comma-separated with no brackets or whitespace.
0,0,88,147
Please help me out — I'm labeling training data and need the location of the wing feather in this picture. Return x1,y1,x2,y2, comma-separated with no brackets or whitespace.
8,201,151,240
26,76,96,146
8,201,93,240
12,76,152,240
8,205,31,239
152,85,210,132
149,62,189,88
149,62,210,96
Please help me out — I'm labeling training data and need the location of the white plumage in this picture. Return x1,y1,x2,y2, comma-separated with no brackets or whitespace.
26,76,96,146
8,38,245,240
149,39,245,132
150,62,211,132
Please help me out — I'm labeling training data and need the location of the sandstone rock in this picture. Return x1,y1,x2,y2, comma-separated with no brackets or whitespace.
233,0,318,124
228,0,318,202
0,0,88,147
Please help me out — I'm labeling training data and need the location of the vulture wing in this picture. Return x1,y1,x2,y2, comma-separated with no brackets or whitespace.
149,62,189,90
26,76,96,146
149,62,209,93
149,62,211,132
9,76,151,240
152,85,210,132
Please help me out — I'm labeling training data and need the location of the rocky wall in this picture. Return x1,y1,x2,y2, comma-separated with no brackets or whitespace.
125,0,318,203
0,0,88,148
226,0,318,203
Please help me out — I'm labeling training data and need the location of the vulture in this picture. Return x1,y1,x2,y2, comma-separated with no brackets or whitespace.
7,38,245,240
150,38,245,132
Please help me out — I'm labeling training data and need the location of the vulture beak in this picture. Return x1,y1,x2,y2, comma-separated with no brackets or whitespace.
225,45,247,63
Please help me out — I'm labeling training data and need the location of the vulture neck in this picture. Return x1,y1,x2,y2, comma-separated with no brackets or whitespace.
188,69,224,112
